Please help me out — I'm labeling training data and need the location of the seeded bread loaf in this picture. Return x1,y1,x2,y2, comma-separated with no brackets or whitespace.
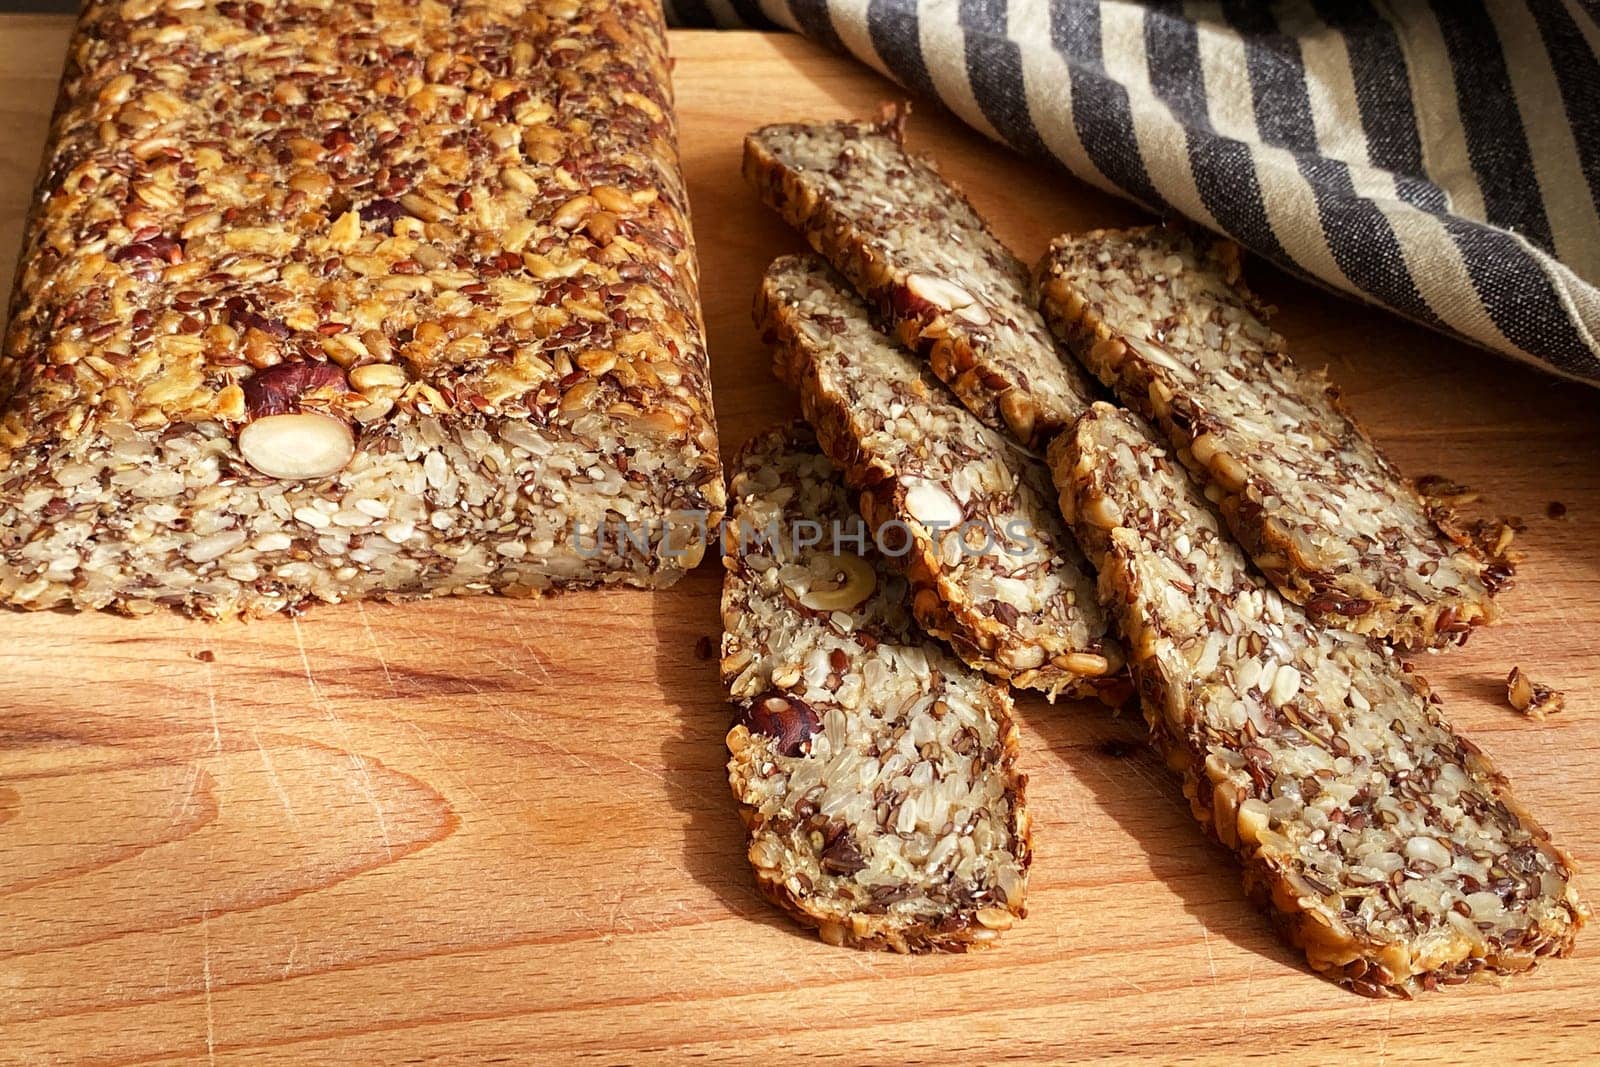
1036,227,1500,648
744,111,1096,450
721,424,1030,952
0,0,722,617
757,254,1123,701
1051,403,1584,995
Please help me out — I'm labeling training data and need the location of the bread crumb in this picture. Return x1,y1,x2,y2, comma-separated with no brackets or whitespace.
1507,667,1565,718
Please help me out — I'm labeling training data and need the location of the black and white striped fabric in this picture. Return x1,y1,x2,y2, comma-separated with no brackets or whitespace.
668,0,1600,385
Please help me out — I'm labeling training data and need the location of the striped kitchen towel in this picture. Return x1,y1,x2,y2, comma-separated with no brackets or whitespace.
668,0,1600,385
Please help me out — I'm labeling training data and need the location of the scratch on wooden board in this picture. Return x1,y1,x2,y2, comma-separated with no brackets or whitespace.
252,727,299,828
446,668,488,695
386,611,506,691
543,736,604,780
1199,925,1219,987
168,664,222,827
289,617,323,706
489,601,553,684
202,659,222,754
1235,958,1258,1034
292,617,393,859
518,642,552,684
478,648,536,687
336,742,394,859
356,601,398,697
171,761,205,827
496,703,541,737
606,887,625,935
403,720,487,810
200,908,217,1067
282,938,298,979
619,756,670,788
496,600,552,684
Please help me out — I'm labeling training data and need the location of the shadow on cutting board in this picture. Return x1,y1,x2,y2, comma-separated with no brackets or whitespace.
1009,694,1311,979
646,556,1312,971
649,565,824,945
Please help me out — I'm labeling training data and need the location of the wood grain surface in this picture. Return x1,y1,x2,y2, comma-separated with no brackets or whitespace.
2,19,1599,1066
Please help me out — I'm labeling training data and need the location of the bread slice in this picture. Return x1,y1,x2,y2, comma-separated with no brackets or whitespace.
1037,226,1503,648
721,423,1030,952
1050,403,1584,995
744,110,1096,449
757,254,1123,701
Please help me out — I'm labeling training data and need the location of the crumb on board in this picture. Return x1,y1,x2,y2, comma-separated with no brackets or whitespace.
1492,521,1518,558
1416,475,1481,508
1461,516,1522,569
1507,667,1565,719
1096,738,1142,760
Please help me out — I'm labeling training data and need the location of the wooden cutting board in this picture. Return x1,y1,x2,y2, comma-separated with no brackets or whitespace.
2,19,1598,1065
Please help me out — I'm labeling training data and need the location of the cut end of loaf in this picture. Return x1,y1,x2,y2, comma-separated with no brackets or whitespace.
0,411,722,618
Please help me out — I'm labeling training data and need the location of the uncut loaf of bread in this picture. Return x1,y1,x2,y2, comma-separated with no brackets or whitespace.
0,0,722,617
721,423,1030,952
1052,403,1584,996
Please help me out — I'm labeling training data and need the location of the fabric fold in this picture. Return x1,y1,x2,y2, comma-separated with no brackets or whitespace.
670,0,1600,384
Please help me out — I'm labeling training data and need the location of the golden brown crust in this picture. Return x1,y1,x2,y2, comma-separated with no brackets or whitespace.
756,254,1123,702
0,0,723,616
1036,225,1500,649
1050,404,1585,997
744,112,1096,450
721,424,1031,952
